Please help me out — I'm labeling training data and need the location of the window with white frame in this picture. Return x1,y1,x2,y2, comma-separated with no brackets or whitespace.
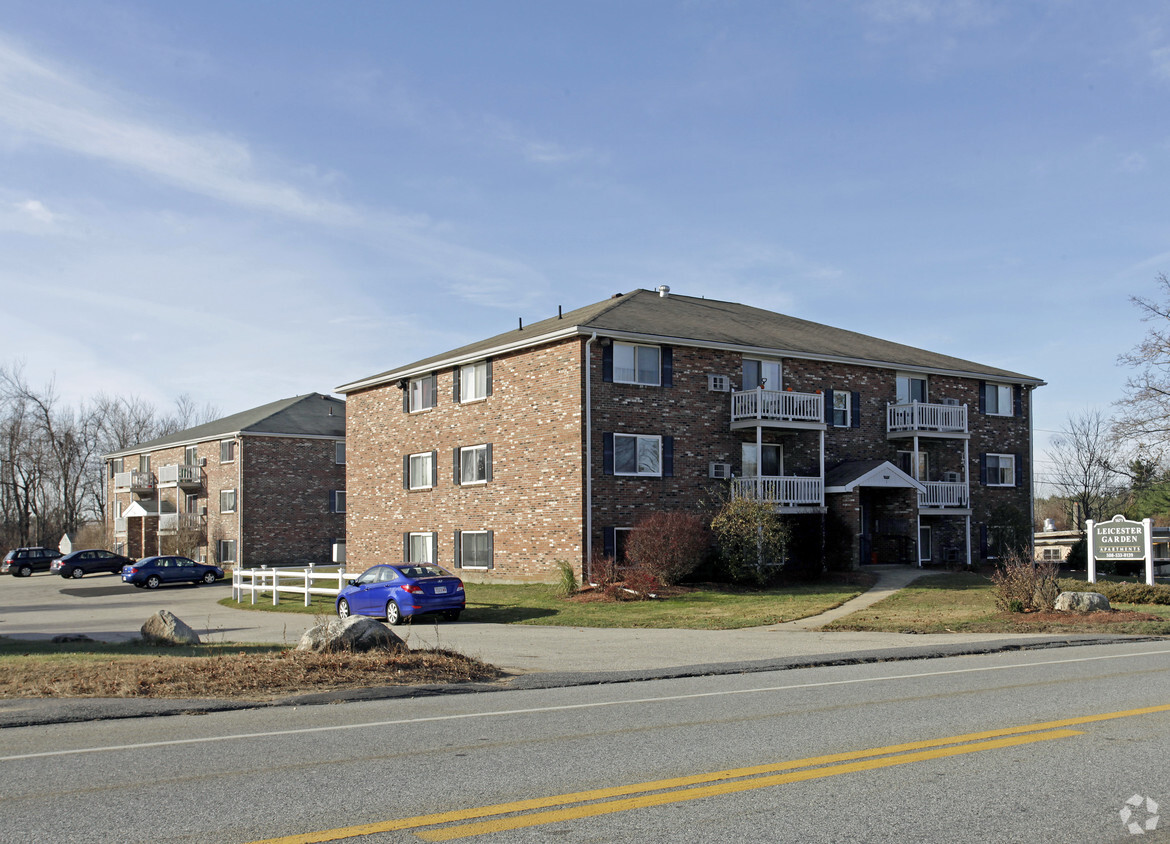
742,359,782,391
110,457,123,476
898,450,929,481
335,441,346,464
220,439,236,462
408,452,434,490
614,434,662,476
184,445,198,466
114,500,122,519
741,443,782,477
409,375,436,412
331,491,346,513
458,530,492,569
138,454,150,473
459,444,490,485
1041,548,1063,561
613,342,661,386
219,489,237,513
832,391,851,427
919,526,932,563
217,539,236,564
460,361,490,402
896,374,927,404
983,383,1013,416
407,532,435,564
985,453,1015,486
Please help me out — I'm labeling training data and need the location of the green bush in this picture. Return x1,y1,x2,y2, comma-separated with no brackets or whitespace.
710,496,791,587
552,559,578,598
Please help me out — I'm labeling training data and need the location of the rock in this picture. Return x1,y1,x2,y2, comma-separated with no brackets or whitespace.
1054,591,1111,613
141,610,201,645
297,615,407,653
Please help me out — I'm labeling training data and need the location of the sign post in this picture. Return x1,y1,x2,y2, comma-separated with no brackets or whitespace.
1087,515,1154,586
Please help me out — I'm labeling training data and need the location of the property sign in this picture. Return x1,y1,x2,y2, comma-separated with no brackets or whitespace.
1091,515,1147,560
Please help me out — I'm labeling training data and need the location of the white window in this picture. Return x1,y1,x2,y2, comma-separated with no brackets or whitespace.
110,457,124,476
219,489,237,513
614,342,661,386
896,374,927,404
707,374,730,392
742,359,782,390
217,539,236,564
331,491,346,513
986,454,1015,486
919,526,932,563
460,444,490,485
460,361,490,402
983,383,1013,416
614,434,662,476
184,493,198,514
832,391,851,427
459,530,492,569
408,532,435,563
220,439,236,463
184,445,198,466
114,500,123,519
139,454,150,473
742,443,782,477
409,375,436,412
335,441,346,464
898,450,929,481
409,452,434,490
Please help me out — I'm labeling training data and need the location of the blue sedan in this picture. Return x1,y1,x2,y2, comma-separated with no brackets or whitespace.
336,564,465,624
122,556,225,589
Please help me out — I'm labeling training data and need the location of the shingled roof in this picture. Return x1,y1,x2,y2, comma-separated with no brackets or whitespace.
105,393,345,459
337,289,1044,393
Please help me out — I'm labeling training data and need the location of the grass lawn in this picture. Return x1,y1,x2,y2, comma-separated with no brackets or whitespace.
217,577,875,630
823,572,1170,635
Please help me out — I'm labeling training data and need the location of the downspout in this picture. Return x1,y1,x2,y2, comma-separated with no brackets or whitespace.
584,333,597,585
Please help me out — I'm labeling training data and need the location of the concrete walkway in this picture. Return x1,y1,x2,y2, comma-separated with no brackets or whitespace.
776,564,949,630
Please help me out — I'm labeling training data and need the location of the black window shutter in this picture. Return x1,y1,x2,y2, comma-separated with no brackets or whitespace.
402,533,409,563
663,436,674,477
452,367,461,403
453,447,461,485
329,490,336,512
485,443,493,481
603,527,616,559
453,532,461,569
402,454,409,490
1014,454,1023,487
487,530,494,570
661,346,673,387
978,382,987,414
429,374,438,408
823,389,834,424
979,454,988,485
486,359,493,396
603,432,614,475
402,385,410,414
431,533,439,564
1013,385,1023,418
851,392,861,428
602,343,613,382
431,450,438,488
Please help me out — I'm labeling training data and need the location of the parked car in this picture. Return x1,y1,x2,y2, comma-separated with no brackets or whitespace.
121,556,224,589
52,549,134,579
2,547,61,577
336,564,465,624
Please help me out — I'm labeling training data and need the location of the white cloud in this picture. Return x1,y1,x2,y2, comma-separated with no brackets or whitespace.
17,199,56,223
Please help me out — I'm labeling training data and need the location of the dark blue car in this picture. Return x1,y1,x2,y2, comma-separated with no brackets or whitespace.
336,564,465,624
122,555,224,589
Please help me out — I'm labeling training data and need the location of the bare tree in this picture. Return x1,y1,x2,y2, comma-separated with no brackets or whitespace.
1046,409,1125,529
1117,274,1170,449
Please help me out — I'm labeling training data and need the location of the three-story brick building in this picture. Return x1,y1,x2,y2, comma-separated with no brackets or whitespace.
338,289,1042,581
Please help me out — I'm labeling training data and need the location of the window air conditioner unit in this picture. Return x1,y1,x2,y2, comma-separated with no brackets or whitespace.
198,503,207,515
943,471,961,483
709,462,733,479
198,457,207,466
942,398,960,406
332,541,347,564
707,374,730,392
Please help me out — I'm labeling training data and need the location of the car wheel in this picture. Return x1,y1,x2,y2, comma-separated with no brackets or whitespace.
18,566,32,577
337,598,351,619
201,571,216,584
385,600,403,625
145,575,161,589
442,610,461,622
70,568,84,579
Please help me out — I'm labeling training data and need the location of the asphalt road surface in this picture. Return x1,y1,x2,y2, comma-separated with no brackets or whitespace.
3,639,1169,843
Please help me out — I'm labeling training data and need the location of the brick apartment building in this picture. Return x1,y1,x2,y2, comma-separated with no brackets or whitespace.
105,393,346,567
337,289,1043,581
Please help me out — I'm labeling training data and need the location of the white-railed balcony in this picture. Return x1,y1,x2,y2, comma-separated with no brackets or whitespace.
731,388,824,429
918,481,968,509
157,463,203,488
159,513,205,533
887,402,968,435
113,470,155,492
114,517,127,534
731,476,824,508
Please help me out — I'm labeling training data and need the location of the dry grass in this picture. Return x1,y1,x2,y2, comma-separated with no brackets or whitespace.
0,646,502,700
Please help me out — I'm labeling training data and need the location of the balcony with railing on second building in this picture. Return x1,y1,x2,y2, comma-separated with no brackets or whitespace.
887,401,968,436
159,513,206,534
157,463,204,488
730,388,825,430
731,475,824,509
918,480,969,509
112,470,155,492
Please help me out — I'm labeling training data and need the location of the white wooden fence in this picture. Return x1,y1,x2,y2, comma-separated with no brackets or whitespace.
232,564,352,606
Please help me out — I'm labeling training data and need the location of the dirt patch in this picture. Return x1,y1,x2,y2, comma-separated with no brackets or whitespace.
1006,609,1162,625
0,648,503,700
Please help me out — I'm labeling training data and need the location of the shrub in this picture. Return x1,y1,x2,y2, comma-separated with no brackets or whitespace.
587,552,618,587
552,559,578,598
710,496,791,587
990,552,1058,612
1058,578,1170,606
620,566,662,599
623,511,709,585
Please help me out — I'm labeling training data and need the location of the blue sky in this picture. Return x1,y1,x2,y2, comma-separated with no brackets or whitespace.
2,1,1169,488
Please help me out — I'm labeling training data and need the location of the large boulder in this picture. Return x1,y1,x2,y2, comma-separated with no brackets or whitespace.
297,615,407,653
1054,591,1111,613
141,610,201,645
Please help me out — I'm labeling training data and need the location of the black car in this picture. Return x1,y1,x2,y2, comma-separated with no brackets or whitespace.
2,547,61,577
51,549,134,579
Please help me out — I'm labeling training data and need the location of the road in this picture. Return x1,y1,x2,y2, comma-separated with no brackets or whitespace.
3,640,1169,843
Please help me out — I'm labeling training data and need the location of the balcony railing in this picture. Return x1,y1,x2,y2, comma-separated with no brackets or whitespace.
731,388,824,426
114,517,127,534
731,476,824,507
113,470,155,491
158,464,203,487
887,402,967,434
919,481,968,508
159,513,205,533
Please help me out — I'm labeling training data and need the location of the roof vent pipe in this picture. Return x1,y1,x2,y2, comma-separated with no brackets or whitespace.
657,285,670,298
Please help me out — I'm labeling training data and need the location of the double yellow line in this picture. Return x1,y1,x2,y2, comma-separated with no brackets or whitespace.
252,703,1170,843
